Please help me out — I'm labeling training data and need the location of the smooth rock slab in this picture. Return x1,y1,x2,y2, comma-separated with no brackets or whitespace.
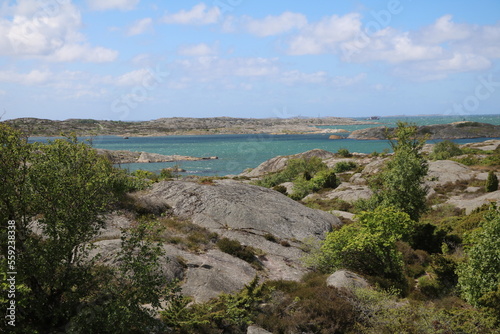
143,180,340,241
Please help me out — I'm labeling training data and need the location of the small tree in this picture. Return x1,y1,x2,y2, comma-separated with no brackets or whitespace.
457,205,500,308
364,122,429,221
485,171,499,192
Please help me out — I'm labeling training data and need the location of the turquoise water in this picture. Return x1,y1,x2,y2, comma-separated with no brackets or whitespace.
30,115,500,176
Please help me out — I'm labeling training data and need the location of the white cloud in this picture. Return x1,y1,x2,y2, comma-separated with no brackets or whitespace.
0,0,118,62
0,69,52,85
127,18,153,36
178,43,218,56
245,12,307,37
279,70,328,85
161,3,221,25
418,15,472,45
87,0,140,11
49,44,118,63
287,13,362,55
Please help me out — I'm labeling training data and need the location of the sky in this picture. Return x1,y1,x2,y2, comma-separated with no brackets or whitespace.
1,0,500,121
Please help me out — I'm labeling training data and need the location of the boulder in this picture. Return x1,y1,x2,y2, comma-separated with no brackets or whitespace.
143,180,340,241
321,184,373,203
445,190,500,214
426,160,476,187
326,270,370,290
247,325,273,334
171,248,257,303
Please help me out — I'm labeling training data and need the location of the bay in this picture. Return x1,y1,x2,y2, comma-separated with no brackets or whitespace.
29,114,500,176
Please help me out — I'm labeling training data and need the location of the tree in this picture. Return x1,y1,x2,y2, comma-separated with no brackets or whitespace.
457,205,500,308
485,171,499,192
0,125,168,333
364,122,429,221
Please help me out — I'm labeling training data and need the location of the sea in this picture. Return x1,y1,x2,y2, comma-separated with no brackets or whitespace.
29,115,500,176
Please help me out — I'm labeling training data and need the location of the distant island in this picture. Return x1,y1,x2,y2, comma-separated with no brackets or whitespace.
3,116,376,137
348,121,500,140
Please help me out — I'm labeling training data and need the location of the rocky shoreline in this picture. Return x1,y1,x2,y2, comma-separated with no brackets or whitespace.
96,148,218,164
348,121,500,140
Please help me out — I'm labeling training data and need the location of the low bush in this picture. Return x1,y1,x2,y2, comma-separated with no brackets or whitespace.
333,160,357,173
216,238,263,269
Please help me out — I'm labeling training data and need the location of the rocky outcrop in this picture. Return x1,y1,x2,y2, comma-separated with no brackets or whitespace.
348,122,500,140
241,149,336,177
143,180,339,241
96,148,218,164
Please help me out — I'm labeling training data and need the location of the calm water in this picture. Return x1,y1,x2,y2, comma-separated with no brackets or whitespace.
30,115,500,176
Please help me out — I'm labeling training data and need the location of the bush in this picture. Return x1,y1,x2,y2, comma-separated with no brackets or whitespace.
216,238,262,269
256,157,327,188
337,148,352,157
272,184,287,195
431,140,463,160
333,160,357,173
485,171,499,192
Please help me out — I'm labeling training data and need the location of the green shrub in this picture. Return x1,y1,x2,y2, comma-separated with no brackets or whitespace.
485,171,499,192
337,148,352,157
333,160,357,173
256,157,327,188
216,238,262,269
431,140,463,160
272,184,287,194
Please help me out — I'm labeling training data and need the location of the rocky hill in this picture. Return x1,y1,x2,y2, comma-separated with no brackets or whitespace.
4,116,374,137
95,139,500,307
348,121,500,140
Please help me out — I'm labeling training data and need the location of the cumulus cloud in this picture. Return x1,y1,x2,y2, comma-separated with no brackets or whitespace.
0,0,118,62
127,17,153,36
0,69,52,85
245,12,307,37
87,0,140,11
287,13,362,55
161,3,221,25
178,43,218,56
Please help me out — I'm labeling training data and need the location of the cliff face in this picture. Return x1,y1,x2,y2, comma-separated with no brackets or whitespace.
348,122,500,140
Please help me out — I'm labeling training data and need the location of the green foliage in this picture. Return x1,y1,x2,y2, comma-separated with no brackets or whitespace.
272,184,287,194
458,205,500,308
66,221,168,333
367,122,429,221
256,274,356,333
430,140,463,160
315,207,415,292
332,160,357,173
161,277,269,333
217,238,262,269
256,156,327,188
352,287,499,333
0,125,170,333
486,171,499,192
337,148,352,157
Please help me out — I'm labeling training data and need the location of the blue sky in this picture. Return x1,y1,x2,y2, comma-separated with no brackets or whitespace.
1,0,500,121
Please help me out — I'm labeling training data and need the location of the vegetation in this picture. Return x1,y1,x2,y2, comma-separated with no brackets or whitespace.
0,124,169,333
486,171,499,192
360,122,429,221
2,122,499,333
256,157,340,200
430,140,463,160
